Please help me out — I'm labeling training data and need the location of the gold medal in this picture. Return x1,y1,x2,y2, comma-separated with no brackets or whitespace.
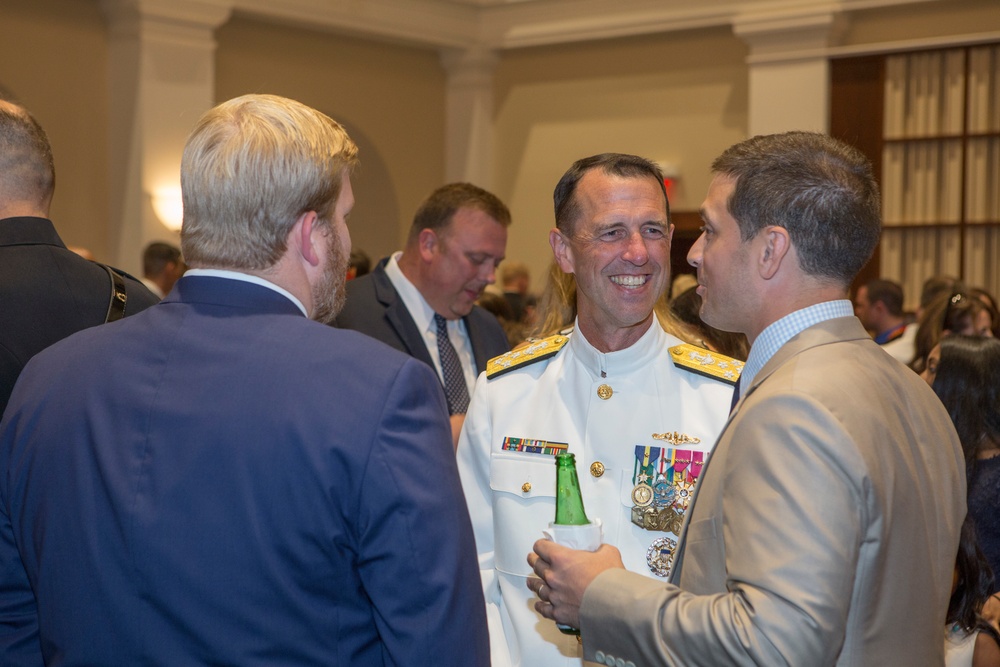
631,483,654,507
655,507,677,531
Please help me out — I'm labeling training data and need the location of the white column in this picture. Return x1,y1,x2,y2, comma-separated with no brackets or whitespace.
101,0,232,273
441,46,498,188
733,10,848,137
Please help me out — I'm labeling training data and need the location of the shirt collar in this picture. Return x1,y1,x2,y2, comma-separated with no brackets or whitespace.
741,299,854,389
384,251,466,335
568,317,666,379
184,268,307,316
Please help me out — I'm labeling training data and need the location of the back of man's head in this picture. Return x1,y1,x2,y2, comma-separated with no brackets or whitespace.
711,131,880,287
143,242,182,278
0,101,55,217
864,278,905,317
180,94,358,271
499,260,529,291
406,182,511,247
553,153,669,235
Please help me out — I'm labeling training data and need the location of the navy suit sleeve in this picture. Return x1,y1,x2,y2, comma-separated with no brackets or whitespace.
356,357,489,666
0,466,42,665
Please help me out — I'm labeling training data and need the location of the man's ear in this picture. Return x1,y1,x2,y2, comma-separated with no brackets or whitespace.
293,211,322,268
549,228,574,274
758,226,790,280
417,228,439,262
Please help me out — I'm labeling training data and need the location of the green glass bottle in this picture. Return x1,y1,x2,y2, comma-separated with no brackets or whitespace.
554,452,590,526
553,452,590,635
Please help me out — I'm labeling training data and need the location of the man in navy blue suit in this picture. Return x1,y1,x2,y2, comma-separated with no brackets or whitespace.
0,94,489,666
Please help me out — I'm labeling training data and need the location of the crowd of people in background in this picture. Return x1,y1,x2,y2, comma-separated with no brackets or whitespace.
2,92,999,666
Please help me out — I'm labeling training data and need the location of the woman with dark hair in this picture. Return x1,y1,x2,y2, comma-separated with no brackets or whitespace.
923,335,1000,665
912,292,994,373
946,518,1000,666
969,287,1000,338
924,335,1000,582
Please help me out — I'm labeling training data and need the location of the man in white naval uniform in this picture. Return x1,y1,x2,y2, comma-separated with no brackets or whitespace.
456,153,736,667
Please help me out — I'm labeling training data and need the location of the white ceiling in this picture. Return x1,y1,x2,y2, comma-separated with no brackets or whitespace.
223,0,940,52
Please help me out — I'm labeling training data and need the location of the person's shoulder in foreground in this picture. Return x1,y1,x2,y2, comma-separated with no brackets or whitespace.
0,93,488,667
0,100,157,416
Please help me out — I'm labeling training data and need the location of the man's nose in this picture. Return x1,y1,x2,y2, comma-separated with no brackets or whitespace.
687,233,705,268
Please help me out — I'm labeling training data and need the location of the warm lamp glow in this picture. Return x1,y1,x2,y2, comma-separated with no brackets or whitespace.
151,187,184,231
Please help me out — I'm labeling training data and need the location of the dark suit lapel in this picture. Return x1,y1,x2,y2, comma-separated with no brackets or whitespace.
370,265,436,369
464,313,491,375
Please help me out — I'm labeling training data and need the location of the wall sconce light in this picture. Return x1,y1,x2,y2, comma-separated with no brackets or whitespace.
151,186,183,232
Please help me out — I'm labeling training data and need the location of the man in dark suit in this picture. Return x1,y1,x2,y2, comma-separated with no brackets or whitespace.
140,241,185,298
0,94,488,666
336,182,511,445
0,100,158,417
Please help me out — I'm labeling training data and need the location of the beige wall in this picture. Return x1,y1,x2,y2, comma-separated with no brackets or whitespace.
216,17,446,264
0,0,112,260
494,27,748,290
3,0,998,281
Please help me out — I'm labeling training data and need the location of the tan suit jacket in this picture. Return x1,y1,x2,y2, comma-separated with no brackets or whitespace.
579,317,965,666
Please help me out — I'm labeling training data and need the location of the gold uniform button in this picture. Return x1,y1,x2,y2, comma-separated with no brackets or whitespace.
597,384,613,400
521,482,532,493
590,461,605,478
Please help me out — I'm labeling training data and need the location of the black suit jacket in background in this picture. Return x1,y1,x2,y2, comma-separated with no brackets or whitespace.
335,258,510,378
0,216,159,416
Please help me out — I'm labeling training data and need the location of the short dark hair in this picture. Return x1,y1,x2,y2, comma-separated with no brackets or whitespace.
407,182,511,245
349,248,371,277
553,153,669,234
864,279,904,316
0,102,55,209
143,242,182,277
711,132,880,286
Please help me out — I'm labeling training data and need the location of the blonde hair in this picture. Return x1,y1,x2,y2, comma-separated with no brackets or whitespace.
181,94,358,270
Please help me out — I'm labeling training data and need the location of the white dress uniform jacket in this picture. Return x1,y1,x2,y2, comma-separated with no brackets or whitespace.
456,321,734,667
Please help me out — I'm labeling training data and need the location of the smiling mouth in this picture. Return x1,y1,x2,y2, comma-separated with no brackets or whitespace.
610,275,648,287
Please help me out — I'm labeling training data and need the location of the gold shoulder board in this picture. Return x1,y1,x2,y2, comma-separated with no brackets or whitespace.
669,343,743,386
486,333,570,380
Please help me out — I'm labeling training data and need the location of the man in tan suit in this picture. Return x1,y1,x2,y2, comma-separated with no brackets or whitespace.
527,132,966,666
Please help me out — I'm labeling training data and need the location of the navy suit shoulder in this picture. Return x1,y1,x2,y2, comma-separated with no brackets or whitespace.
336,259,509,373
0,216,158,416
0,276,489,666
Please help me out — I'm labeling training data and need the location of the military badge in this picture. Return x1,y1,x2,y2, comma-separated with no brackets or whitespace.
646,536,677,578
